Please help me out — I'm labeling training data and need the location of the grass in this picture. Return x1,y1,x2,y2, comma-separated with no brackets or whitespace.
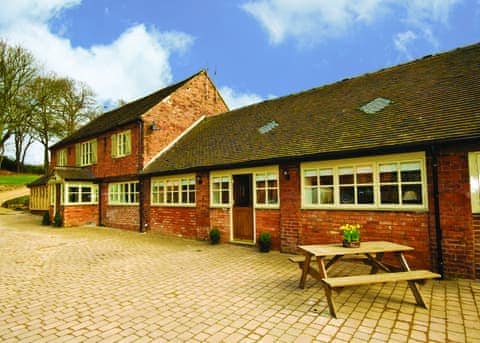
0,174,40,186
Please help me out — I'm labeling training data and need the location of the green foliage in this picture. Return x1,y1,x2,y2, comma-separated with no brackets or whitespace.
1,156,44,174
2,195,29,209
53,212,62,228
258,232,271,253
341,224,360,242
0,173,41,185
42,212,50,226
209,228,220,244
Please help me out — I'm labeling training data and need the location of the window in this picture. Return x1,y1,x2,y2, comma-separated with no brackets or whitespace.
76,139,97,166
255,172,279,206
57,149,67,166
302,152,427,210
211,176,230,205
109,182,139,205
151,176,195,206
112,130,131,158
64,183,98,205
468,152,480,213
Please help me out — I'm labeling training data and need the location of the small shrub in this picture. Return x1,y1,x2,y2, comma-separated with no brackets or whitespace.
209,228,220,244
258,232,271,253
53,212,62,227
41,212,50,225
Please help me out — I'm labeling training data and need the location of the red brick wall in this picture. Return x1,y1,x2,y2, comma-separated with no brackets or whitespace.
279,163,301,253
473,215,480,278
256,209,281,250
436,149,475,278
62,205,99,227
210,208,231,243
142,71,228,166
149,206,198,237
103,205,139,231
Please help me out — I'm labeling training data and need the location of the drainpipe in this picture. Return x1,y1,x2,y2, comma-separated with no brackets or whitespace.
430,144,444,279
138,120,146,233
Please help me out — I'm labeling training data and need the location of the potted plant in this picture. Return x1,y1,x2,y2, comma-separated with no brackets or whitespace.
209,228,220,244
53,212,62,228
41,212,50,226
340,224,360,248
258,232,271,252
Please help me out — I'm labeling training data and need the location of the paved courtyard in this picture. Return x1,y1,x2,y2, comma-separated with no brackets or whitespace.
1,211,479,342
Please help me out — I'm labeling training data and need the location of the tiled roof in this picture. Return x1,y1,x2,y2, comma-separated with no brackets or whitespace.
143,43,480,175
27,167,95,187
51,71,204,149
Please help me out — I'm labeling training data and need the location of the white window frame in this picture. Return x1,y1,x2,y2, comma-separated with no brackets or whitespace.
112,130,131,158
254,171,279,208
108,181,139,205
57,149,67,166
210,175,231,207
77,139,97,166
301,152,428,211
468,152,480,213
151,174,196,207
64,183,98,205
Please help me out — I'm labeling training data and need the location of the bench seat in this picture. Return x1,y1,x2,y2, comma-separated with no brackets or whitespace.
322,270,441,288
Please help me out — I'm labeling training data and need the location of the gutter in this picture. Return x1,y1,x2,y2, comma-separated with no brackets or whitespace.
138,119,146,233
430,144,444,278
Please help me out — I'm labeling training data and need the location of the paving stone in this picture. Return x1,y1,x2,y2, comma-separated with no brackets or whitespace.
1,213,480,342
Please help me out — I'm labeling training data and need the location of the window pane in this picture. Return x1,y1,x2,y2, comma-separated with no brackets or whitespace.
357,166,373,184
305,175,317,187
257,189,266,204
68,186,79,203
380,163,398,182
358,186,374,204
213,191,220,204
319,187,333,204
81,187,92,202
268,189,278,204
221,190,229,204
340,186,354,204
304,188,318,204
380,185,399,204
339,167,354,184
402,184,422,204
189,191,195,203
319,169,333,185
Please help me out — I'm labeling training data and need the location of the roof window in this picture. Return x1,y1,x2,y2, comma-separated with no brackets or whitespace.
360,97,392,114
258,120,279,134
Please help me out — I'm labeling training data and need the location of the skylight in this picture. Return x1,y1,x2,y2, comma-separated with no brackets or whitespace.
360,97,392,114
258,120,279,134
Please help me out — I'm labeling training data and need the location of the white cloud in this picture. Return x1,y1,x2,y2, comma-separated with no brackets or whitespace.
0,0,194,104
220,86,271,110
394,30,417,59
242,0,462,48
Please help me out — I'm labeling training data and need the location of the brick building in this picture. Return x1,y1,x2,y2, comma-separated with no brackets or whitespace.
141,43,480,279
30,43,480,279
28,70,228,228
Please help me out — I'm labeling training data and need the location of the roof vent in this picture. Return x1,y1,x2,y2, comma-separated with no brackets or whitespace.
360,97,391,114
258,120,279,134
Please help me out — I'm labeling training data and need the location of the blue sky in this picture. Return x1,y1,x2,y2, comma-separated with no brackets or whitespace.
1,0,479,163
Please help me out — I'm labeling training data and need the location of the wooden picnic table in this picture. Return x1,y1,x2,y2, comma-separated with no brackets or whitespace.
296,241,441,318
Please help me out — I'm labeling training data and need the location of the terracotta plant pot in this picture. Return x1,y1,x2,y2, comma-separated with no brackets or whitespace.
342,240,360,248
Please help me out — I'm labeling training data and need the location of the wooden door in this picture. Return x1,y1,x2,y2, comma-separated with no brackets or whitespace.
233,174,254,241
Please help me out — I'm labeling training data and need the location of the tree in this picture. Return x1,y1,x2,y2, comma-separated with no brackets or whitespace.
29,76,66,170
57,78,100,137
0,40,38,167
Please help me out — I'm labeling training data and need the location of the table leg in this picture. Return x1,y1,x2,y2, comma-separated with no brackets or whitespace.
299,252,311,289
396,252,427,308
317,256,338,318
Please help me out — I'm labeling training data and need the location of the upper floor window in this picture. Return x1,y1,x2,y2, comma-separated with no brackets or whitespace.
57,149,67,166
151,175,196,206
64,183,98,205
108,181,139,205
76,139,97,166
112,130,131,158
301,152,427,210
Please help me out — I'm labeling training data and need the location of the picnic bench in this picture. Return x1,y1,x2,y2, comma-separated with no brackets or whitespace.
295,241,441,318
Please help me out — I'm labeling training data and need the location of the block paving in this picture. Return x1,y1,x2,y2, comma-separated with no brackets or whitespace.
1,212,479,342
